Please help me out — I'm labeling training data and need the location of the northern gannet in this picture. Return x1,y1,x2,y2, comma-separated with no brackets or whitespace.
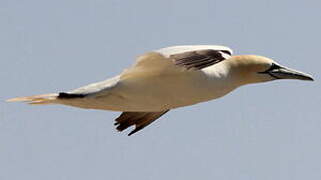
7,45,314,136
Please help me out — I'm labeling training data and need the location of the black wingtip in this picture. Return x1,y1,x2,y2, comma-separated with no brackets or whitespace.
128,130,136,136
128,126,144,136
115,110,170,136
58,92,86,99
220,50,232,56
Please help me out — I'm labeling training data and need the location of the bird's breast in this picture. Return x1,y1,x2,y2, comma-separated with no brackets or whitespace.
105,71,236,111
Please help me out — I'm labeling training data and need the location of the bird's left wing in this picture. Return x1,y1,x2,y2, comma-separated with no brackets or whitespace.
120,45,233,80
170,49,231,70
114,110,169,136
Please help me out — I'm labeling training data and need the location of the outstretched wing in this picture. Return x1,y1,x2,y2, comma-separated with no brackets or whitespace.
120,45,233,80
114,110,169,136
170,49,231,70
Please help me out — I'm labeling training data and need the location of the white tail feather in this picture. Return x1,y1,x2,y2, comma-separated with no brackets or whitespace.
6,93,59,105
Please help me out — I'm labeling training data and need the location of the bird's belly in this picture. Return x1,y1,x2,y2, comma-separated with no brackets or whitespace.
92,74,234,112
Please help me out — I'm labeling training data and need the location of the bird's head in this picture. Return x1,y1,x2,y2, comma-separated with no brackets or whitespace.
228,55,314,85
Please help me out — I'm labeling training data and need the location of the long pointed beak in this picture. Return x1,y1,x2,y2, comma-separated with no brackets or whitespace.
269,66,314,81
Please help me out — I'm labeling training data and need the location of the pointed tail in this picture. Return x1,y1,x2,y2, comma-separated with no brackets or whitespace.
6,93,59,105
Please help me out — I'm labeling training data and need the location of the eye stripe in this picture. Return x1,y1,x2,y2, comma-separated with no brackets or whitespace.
259,63,281,73
269,63,281,71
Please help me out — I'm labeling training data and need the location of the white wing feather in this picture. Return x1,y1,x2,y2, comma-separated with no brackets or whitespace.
155,45,233,58
120,45,233,80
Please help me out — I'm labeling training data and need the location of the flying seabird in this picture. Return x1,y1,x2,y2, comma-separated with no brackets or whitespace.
7,45,314,136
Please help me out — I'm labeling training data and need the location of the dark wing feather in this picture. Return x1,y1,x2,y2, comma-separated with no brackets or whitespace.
114,110,169,136
170,49,230,70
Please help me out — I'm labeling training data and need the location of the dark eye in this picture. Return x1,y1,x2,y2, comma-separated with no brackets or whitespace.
259,63,281,74
269,63,281,71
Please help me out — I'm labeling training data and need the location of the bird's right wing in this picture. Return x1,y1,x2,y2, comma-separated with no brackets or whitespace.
115,110,169,136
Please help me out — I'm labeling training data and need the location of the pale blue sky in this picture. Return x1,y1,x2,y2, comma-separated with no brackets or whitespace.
1,0,321,180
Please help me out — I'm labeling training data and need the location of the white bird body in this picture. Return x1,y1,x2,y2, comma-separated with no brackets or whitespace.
60,46,236,112
8,45,313,135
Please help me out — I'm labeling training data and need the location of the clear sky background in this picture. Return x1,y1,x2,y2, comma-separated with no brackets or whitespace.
1,0,321,180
